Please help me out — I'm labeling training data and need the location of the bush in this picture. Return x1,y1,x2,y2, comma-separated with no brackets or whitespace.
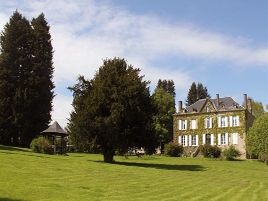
30,136,54,154
200,144,221,158
223,145,241,160
164,142,183,157
260,152,268,165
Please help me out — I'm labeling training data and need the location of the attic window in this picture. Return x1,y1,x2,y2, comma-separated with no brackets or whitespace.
206,107,210,112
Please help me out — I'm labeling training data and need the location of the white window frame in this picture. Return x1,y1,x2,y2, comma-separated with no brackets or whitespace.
182,135,186,146
204,117,212,129
232,116,240,127
191,135,197,146
179,120,187,130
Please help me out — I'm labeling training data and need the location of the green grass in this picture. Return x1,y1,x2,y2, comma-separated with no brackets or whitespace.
0,145,267,201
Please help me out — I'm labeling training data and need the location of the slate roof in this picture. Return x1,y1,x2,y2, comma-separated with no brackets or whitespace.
41,121,68,136
185,97,244,113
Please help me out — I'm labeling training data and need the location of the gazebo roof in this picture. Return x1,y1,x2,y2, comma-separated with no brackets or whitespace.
41,121,68,136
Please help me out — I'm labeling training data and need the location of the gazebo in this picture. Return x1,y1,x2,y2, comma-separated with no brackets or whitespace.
41,121,68,154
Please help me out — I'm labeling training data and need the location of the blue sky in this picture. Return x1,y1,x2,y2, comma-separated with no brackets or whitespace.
0,0,267,127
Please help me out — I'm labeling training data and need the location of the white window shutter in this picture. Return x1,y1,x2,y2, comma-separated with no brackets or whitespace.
196,135,199,146
237,116,240,126
178,120,182,130
202,134,206,145
185,120,188,130
189,135,192,146
225,133,229,145
209,118,212,128
178,136,181,144
211,134,214,145
232,133,238,145
218,117,221,127
225,117,228,127
204,119,207,128
218,134,221,145
185,135,188,146
229,116,233,127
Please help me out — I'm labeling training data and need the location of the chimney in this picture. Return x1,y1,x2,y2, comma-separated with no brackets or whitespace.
216,94,220,107
244,94,248,109
248,98,252,113
178,101,182,113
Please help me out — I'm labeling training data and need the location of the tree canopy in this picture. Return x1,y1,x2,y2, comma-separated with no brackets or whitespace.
250,99,265,119
152,81,175,150
186,82,210,106
246,113,268,158
0,11,54,146
68,58,157,162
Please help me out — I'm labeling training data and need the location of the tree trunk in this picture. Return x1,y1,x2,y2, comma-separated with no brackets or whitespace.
103,149,114,163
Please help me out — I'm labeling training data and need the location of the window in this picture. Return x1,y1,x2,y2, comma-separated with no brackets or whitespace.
192,135,197,146
179,120,187,130
218,116,228,127
190,120,197,129
204,117,212,128
232,116,239,127
182,135,186,146
206,106,210,112
218,133,228,145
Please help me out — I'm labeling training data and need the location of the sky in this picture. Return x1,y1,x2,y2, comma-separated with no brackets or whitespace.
0,0,267,127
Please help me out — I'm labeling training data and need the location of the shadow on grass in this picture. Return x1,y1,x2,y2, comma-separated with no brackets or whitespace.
0,150,52,159
91,160,205,171
0,198,26,201
0,145,31,152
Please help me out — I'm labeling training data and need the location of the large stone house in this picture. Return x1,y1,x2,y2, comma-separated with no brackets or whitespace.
173,94,254,158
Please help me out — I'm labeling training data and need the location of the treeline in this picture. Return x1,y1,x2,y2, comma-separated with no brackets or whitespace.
0,11,54,147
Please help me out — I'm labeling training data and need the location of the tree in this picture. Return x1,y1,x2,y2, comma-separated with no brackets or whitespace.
157,79,176,97
246,113,268,158
186,82,210,106
186,82,197,106
250,99,265,119
152,86,175,150
29,13,54,145
0,11,35,146
68,58,156,162
0,11,54,146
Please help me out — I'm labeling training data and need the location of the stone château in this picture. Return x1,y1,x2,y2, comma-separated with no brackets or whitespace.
173,94,254,158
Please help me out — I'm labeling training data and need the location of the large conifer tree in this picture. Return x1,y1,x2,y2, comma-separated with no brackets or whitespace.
0,11,54,146
186,82,210,106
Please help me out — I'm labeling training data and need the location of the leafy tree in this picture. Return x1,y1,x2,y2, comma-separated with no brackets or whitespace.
246,113,268,158
152,87,175,150
0,11,54,146
250,99,265,119
186,82,210,106
68,58,156,162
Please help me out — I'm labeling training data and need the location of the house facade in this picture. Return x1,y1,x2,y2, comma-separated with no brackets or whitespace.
173,94,254,158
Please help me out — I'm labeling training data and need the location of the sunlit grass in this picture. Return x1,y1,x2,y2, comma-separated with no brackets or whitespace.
0,145,267,201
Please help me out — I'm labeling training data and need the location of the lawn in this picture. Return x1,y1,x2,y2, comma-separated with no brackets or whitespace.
0,145,267,201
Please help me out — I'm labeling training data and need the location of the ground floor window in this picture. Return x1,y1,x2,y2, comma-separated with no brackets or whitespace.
191,135,197,146
182,135,186,146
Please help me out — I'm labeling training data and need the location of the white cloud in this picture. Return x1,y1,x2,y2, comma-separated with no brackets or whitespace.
1,0,268,127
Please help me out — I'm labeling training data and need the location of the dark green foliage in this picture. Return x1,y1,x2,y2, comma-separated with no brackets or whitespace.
200,144,221,158
246,113,268,158
260,152,268,165
250,99,265,119
186,82,210,106
157,79,176,97
0,11,54,147
223,145,241,160
152,84,175,150
68,58,157,162
30,136,53,154
164,142,183,157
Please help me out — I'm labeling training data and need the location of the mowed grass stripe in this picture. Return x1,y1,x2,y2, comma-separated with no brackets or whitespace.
0,146,268,201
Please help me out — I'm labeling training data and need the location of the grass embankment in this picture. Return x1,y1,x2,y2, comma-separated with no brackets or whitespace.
0,145,267,201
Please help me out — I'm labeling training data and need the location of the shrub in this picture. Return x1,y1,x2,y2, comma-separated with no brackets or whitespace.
223,145,241,160
30,136,54,154
200,144,221,158
260,152,268,165
164,142,183,157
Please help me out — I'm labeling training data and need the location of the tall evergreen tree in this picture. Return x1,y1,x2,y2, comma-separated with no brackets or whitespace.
157,79,176,97
186,82,197,106
186,82,210,106
0,11,35,146
68,58,156,162
30,13,54,145
0,11,54,146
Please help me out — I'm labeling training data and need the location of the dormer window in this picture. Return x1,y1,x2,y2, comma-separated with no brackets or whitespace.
206,107,210,112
